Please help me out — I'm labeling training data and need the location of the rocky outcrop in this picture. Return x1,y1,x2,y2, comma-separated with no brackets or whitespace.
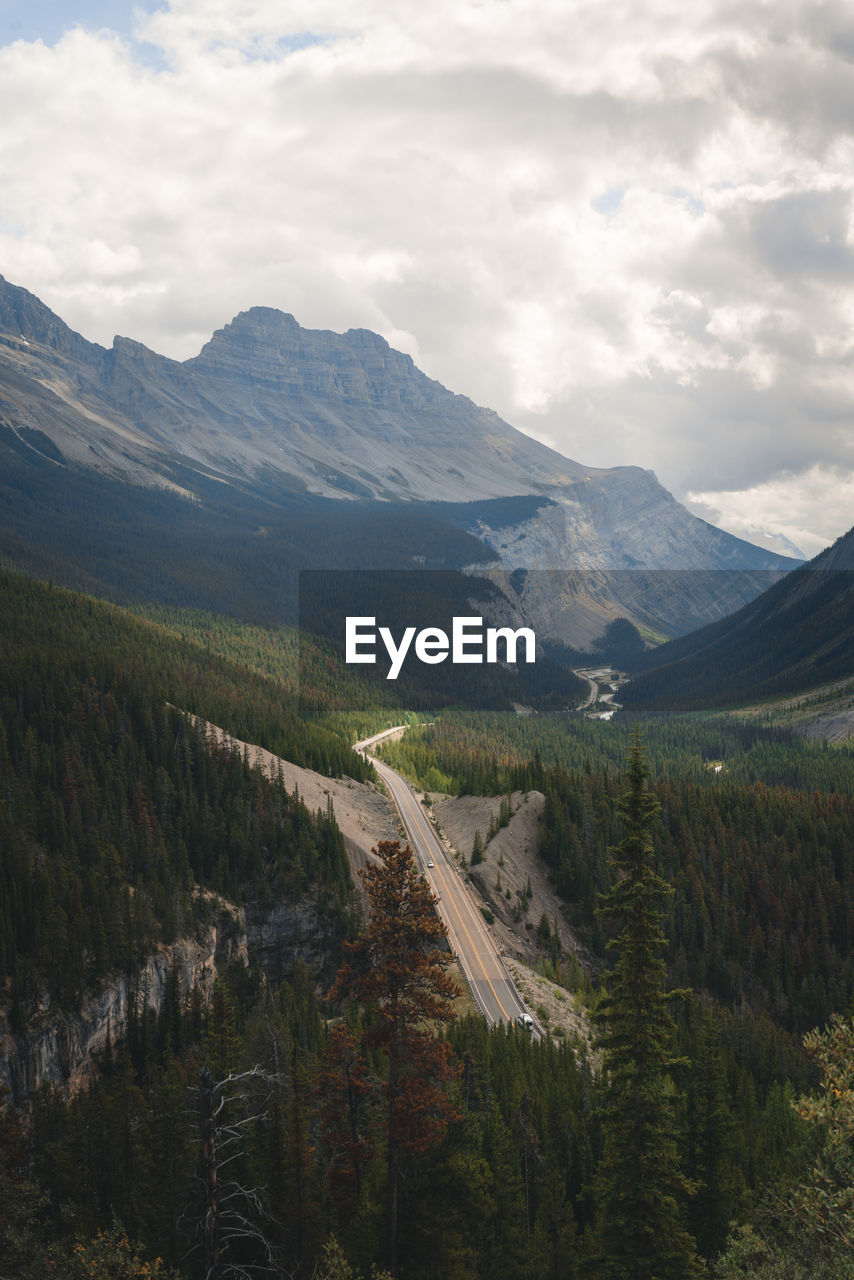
0,925,233,1104
243,898,338,982
475,468,792,572
473,468,793,643
0,884,349,1107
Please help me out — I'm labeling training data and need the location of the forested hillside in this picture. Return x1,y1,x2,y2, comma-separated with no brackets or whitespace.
0,570,366,1017
3,568,854,1279
370,710,854,1275
377,706,854,793
0,426,502,624
3,765,840,1280
623,525,854,710
378,711,854,1031
2,942,827,1280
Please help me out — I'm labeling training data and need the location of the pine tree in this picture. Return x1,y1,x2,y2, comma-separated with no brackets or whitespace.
0,1086,51,1280
593,736,701,1280
316,1023,374,1221
785,1013,854,1271
686,1004,738,1259
714,1016,854,1279
328,840,461,1276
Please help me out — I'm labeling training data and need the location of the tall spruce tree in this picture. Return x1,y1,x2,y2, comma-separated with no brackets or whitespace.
593,735,701,1280
328,840,461,1277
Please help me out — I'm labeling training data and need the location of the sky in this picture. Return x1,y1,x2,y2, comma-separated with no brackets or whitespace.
2,2,854,558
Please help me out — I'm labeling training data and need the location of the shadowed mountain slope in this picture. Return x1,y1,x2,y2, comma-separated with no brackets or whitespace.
623,525,854,708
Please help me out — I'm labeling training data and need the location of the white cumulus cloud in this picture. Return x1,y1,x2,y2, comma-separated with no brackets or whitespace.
1,1,853,551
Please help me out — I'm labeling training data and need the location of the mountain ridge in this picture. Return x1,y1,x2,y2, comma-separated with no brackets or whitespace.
0,273,799,642
623,523,854,707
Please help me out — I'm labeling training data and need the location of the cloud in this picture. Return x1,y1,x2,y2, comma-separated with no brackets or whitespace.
1,2,853,549
685,463,854,560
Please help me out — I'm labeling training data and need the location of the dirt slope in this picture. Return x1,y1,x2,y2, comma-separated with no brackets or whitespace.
201,720,399,878
430,790,585,967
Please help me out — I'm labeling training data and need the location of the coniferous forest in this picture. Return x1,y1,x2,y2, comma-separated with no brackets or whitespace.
1,566,853,1279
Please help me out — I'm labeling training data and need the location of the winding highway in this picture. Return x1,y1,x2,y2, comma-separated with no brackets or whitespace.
355,729,534,1031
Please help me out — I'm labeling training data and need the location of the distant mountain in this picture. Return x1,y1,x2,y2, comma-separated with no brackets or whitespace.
0,274,798,640
623,525,854,709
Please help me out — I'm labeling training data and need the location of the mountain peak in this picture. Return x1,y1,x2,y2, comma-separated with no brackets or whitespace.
0,276,103,365
196,307,396,361
343,326,393,351
185,304,446,421
226,305,302,330
0,276,801,587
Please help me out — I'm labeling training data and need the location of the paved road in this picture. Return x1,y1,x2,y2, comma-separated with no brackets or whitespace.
355,729,533,1031
573,666,627,717
574,670,599,709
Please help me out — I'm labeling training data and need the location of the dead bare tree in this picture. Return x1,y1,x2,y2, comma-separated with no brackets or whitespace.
182,1064,283,1280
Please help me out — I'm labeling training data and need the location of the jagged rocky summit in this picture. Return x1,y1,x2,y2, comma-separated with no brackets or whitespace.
0,274,798,641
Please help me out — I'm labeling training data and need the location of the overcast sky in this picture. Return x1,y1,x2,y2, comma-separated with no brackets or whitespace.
2,1,854,557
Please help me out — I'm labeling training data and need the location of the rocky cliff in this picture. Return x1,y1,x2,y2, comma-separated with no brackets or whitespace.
0,925,233,1104
0,890,341,1106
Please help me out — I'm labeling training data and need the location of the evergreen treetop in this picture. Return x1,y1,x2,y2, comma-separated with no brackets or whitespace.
593,734,702,1280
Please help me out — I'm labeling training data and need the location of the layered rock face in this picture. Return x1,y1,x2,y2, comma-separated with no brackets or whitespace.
0,892,339,1105
0,277,585,502
0,927,235,1104
0,274,798,641
0,273,793,571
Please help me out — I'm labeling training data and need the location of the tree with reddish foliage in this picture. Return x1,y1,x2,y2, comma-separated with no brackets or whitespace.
316,1023,374,1222
328,840,462,1277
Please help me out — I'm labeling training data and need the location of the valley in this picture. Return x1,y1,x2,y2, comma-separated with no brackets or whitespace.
4,0,854,1266
3,545,854,1280
1,276,854,1280
572,665,630,719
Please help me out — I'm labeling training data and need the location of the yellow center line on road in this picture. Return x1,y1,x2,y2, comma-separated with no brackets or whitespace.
377,760,514,1024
